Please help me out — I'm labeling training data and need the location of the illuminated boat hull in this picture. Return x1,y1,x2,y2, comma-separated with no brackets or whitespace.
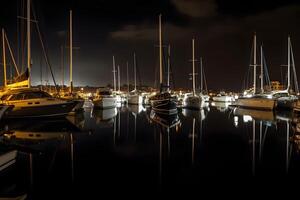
235,97,275,110
182,96,203,110
3,100,77,118
128,94,143,105
93,97,117,109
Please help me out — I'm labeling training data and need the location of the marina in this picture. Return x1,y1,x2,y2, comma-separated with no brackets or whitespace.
0,0,299,198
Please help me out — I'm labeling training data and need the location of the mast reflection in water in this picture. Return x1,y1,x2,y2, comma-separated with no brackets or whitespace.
1,103,300,198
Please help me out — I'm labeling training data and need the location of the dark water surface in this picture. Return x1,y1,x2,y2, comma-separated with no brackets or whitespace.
1,101,300,198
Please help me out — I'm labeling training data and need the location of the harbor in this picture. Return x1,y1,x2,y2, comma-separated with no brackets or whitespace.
0,0,300,198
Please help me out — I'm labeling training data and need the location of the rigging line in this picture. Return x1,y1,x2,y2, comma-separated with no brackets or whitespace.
291,42,299,93
202,64,208,93
280,67,283,89
135,52,142,90
4,32,20,76
162,45,167,89
154,46,158,89
31,2,58,93
168,45,175,90
262,49,271,88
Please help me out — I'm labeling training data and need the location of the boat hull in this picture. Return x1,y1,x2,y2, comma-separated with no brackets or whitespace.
93,97,117,109
128,94,143,105
277,97,297,110
236,97,275,110
151,99,178,115
182,96,203,109
212,96,234,102
72,99,85,111
3,100,77,118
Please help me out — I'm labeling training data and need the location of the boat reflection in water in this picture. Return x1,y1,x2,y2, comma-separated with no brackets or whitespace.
128,105,146,115
210,101,231,112
233,107,275,124
182,107,209,121
233,106,294,175
0,118,80,199
150,110,180,130
92,107,118,125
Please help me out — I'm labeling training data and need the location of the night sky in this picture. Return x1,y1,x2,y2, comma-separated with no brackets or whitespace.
0,0,299,91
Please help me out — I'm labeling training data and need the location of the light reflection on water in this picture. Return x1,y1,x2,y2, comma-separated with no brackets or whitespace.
0,101,300,198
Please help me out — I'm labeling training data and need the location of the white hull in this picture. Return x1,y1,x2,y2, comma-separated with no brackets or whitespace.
128,94,143,105
200,94,210,102
182,96,203,109
93,97,117,109
212,96,235,102
236,97,275,110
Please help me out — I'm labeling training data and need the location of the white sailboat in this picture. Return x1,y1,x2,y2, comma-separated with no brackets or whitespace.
235,33,276,110
277,36,299,110
182,39,203,109
128,53,143,105
149,14,177,115
198,57,210,102
93,55,118,109
93,87,117,109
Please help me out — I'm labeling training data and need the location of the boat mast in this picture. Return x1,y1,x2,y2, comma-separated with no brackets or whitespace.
290,37,299,94
253,33,257,94
118,65,120,92
27,0,31,88
113,56,116,91
133,52,137,91
2,29,7,87
69,10,73,93
167,44,170,92
126,61,129,93
61,45,64,90
200,57,203,94
260,45,264,93
287,36,290,91
192,39,196,96
159,14,163,90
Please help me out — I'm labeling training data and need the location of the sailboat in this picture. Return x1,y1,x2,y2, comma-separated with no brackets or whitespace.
235,33,276,110
198,57,210,102
58,10,84,112
127,53,143,105
277,36,299,110
0,0,77,118
182,39,203,109
149,14,177,115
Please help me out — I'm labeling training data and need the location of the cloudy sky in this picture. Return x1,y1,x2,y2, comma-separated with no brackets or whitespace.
0,0,299,91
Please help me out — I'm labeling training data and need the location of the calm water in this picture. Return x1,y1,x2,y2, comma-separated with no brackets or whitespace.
1,101,300,198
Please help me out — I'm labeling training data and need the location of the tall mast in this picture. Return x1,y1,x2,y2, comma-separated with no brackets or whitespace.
61,45,64,90
69,10,73,93
260,45,264,93
133,52,137,91
2,29,7,87
253,33,257,94
126,61,129,93
287,36,291,90
159,14,163,86
192,39,196,96
27,0,31,88
167,44,170,92
118,65,120,92
200,57,203,93
113,56,116,91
